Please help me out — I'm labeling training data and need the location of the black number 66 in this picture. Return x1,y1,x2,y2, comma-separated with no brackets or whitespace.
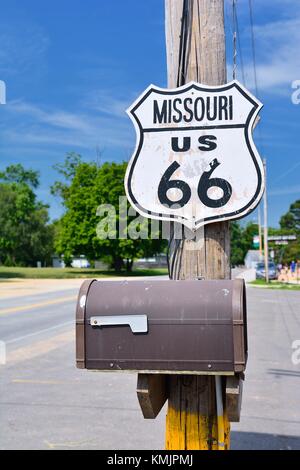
158,159,232,209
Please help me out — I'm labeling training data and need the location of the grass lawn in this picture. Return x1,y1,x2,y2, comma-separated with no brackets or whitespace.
250,279,300,290
0,266,168,279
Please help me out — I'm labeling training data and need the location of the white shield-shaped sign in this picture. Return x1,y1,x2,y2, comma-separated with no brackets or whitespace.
125,80,264,230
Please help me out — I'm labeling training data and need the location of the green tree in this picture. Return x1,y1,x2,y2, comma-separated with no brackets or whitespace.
52,154,165,271
50,152,82,200
230,222,245,266
280,199,300,233
0,166,54,266
278,200,300,263
280,241,300,265
0,163,39,188
230,222,261,266
242,222,260,251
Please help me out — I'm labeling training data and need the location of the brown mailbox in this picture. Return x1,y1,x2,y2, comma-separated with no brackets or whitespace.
76,279,247,374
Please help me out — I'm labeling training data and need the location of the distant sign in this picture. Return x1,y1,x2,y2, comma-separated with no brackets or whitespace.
125,80,264,231
268,235,297,241
253,235,260,248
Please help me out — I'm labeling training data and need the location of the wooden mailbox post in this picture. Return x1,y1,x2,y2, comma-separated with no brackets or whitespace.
165,0,230,450
138,0,231,450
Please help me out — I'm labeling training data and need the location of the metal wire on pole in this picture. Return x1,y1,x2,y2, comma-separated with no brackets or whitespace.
248,0,259,98
232,0,237,80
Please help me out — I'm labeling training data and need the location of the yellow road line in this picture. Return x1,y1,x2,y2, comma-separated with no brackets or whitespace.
12,379,69,385
8,330,74,364
0,295,77,316
44,438,98,449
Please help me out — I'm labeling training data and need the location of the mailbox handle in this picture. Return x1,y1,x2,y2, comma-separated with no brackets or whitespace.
90,315,148,333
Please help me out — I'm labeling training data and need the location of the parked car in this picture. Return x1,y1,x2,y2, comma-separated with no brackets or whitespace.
255,262,277,280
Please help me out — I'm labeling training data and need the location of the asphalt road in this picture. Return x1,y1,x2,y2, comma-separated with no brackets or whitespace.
0,282,300,450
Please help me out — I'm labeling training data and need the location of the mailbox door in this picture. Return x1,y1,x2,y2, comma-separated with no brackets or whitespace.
77,280,246,373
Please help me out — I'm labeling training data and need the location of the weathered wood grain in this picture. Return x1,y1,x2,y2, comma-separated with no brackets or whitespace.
165,0,231,450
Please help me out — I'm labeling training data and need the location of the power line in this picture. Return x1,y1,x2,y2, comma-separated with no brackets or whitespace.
248,0,265,154
228,0,245,84
234,1,246,85
232,0,237,79
248,0,259,97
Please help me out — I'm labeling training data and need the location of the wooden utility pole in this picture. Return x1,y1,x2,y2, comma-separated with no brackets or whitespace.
165,0,230,450
263,159,269,282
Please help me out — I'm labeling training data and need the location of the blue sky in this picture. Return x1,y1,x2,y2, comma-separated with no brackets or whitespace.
0,0,299,227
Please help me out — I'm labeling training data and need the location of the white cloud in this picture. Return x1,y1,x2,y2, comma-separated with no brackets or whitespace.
7,101,94,133
269,185,300,196
247,18,300,91
82,89,134,118
3,98,133,150
228,1,300,94
0,22,49,76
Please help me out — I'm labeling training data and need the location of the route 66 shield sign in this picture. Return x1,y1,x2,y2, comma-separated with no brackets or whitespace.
125,80,264,231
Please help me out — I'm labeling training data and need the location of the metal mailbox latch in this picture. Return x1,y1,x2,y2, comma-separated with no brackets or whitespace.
90,315,148,334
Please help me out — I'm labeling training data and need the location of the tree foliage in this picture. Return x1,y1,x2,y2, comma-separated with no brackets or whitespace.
231,218,300,266
276,199,300,263
230,202,300,266
230,221,260,266
0,165,54,266
230,222,245,266
280,199,300,233
53,154,166,271
276,241,299,265
0,163,40,188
